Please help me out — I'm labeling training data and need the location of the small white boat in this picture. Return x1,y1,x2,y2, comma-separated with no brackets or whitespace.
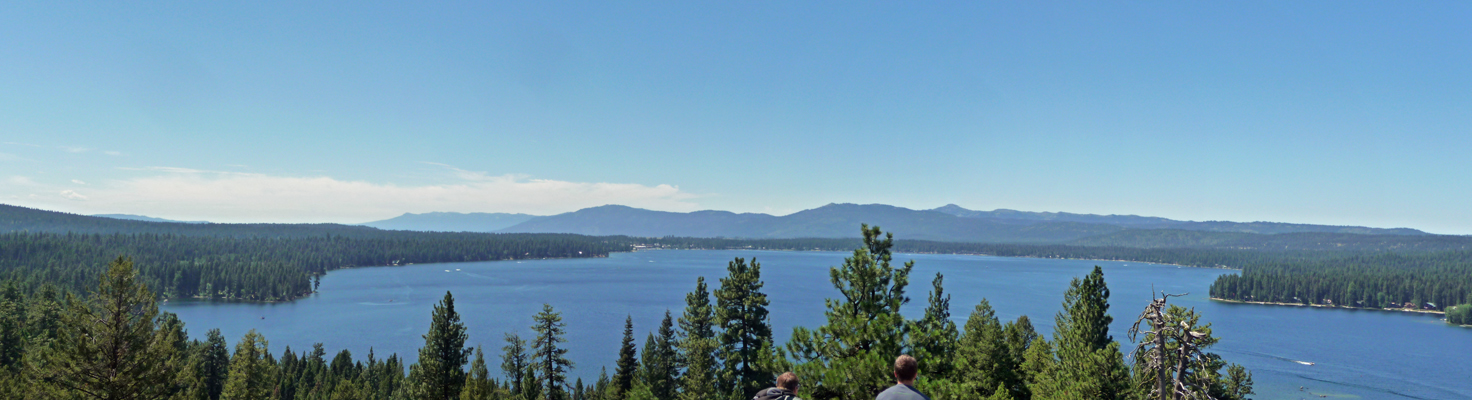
1295,361,1315,366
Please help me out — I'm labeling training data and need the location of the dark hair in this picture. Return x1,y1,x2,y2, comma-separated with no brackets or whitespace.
894,355,918,381
777,372,799,391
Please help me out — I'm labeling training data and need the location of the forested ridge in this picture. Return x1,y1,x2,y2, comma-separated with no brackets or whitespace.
0,232,627,301
0,226,1254,400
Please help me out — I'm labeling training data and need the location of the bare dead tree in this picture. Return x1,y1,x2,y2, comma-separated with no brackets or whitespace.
1130,291,1219,400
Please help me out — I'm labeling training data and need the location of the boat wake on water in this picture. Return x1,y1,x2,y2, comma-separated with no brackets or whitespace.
1218,349,1316,366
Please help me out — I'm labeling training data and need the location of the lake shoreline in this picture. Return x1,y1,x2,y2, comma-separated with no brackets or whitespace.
636,247,1242,271
1209,297,1446,315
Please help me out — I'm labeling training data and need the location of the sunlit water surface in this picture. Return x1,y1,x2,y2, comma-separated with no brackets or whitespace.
163,250,1471,399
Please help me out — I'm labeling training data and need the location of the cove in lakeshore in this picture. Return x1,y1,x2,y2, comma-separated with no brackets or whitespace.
163,250,1472,400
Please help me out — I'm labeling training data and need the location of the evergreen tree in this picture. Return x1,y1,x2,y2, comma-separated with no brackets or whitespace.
714,257,777,399
501,333,530,398
407,291,472,400
532,304,573,400
787,225,913,400
1000,316,1037,400
593,367,611,400
677,277,720,400
953,299,1015,399
461,346,492,400
30,256,184,400
199,329,231,400
639,311,679,400
908,273,959,380
0,281,25,371
221,330,273,400
1031,267,1131,400
613,315,639,399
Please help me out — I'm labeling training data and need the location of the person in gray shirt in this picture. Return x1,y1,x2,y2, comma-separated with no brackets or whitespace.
876,355,929,400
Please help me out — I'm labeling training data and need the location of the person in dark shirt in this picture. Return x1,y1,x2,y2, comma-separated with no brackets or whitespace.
875,355,929,400
754,371,802,400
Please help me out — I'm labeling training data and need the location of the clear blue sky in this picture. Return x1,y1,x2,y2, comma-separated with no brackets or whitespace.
2,2,1469,233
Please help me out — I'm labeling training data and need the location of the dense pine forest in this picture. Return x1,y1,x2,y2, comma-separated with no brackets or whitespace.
0,226,1253,400
0,232,627,301
1209,250,1472,313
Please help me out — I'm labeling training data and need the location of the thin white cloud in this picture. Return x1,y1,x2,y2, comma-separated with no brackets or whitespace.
71,179,87,185
15,168,700,223
60,146,91,153
0,153,18,162
103,151,122,156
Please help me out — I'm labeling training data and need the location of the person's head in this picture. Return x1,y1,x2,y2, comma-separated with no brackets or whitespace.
777,372,800,391
893,355,919,383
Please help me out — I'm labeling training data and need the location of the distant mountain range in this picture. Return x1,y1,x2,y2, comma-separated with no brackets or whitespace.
485,203,1425,243
93,214,210,224
4,202,1447,249
359,212,537,232
928,205,1425,235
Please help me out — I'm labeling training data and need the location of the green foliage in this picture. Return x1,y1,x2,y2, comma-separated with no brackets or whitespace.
908,273,959,380
221,330,273,400
532,304,573,400
613,316,639,400
952,299,1012,399
639,312,679,400
0,232,629,302
460,347,493,400
407,292,471,400
1030,267,1130,400
787,225,913,400
714,257,777,399
501,333,531,398
1448,304,1472,325
1130,305,1254,400
29,256,185,400
676,277,720,400
1211,251,1472,312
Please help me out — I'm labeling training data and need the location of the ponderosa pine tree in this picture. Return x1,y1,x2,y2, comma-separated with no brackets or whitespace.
407,291,472,400
532,304,573,400
1031,266,1130,400
639,311,679,400
787,225,913,400
221,330,272,400
613,315,639,399
714,257,777,400
30,256,184,400
677,277,720,400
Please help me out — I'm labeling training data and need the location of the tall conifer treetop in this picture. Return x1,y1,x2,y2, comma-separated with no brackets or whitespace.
787,225,915,400
408,291,472,400
532,304,574,400
31,256,184,400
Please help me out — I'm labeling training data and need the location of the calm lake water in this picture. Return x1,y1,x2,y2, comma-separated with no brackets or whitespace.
163,250,1471,400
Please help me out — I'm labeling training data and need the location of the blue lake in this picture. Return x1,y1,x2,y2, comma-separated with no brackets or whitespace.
162,250,1471,400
